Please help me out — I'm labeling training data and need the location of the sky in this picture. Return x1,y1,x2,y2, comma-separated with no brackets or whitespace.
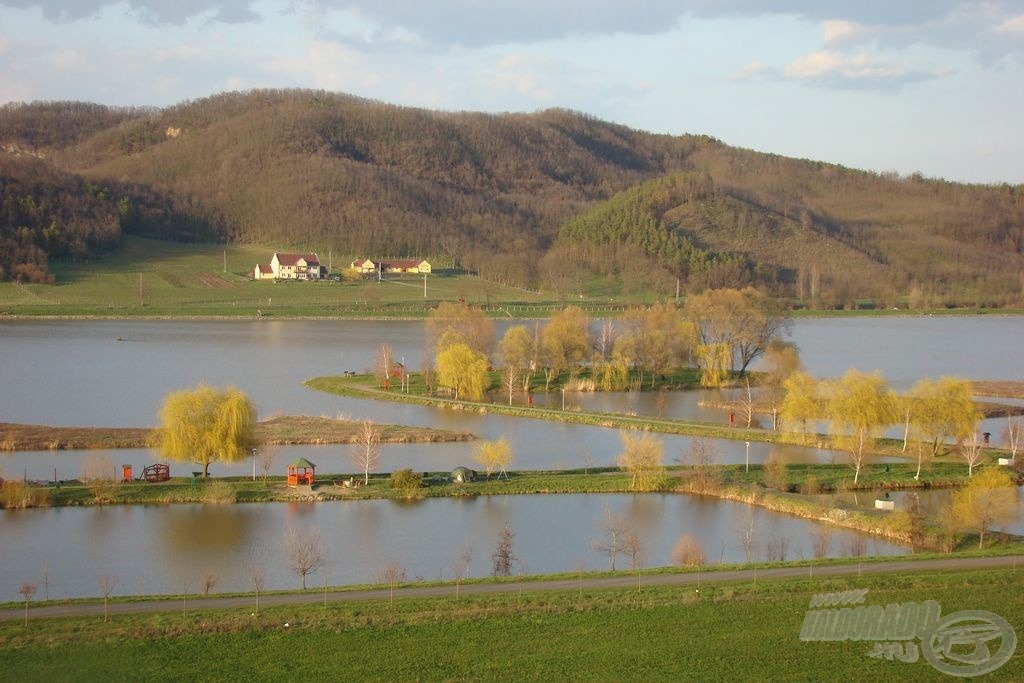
1,1,1022,184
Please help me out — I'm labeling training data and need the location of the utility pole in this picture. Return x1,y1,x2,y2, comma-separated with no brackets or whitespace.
423,273,427,298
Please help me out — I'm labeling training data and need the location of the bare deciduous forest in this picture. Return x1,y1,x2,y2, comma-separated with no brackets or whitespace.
1,90,1022,306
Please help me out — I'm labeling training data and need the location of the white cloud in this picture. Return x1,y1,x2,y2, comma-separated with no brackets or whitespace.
264,39,370,92
784,51,844,79
730,60,771,81
823,19,862,44
735,49,944,90
490,53,558,98
995,15,1024,36
50,47,79,68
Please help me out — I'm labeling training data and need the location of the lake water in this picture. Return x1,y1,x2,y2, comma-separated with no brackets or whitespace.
0,492,906,600
0,315,1020,598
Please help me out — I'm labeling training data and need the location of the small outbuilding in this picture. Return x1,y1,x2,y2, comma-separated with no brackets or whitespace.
287,458,317,487
451,467,476,483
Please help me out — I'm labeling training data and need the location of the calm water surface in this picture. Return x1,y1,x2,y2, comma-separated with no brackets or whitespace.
0,316,1019,599
0,493,905,599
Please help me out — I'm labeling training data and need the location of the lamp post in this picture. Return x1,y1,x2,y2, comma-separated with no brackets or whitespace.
252,448,257,482
561,387,566,411
745,441,750,474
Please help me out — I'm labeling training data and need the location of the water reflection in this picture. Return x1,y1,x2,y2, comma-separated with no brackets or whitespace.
813,485,1024,536
0,493,909,599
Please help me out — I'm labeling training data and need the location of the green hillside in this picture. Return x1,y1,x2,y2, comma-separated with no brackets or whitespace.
1,89,1022,307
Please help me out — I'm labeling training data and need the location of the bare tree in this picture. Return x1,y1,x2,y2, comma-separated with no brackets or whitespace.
809,527,832,559
491,524,517,577
671,534,706,567
350,419,381,485
764,536,790,562
624,531,645,591
502,364,521,406
741,377,755,428
591,505,630,571
376,561,407,606
595,320,616,361
763,451,788,490
616,431,665,491
735,509,757,563
98,574,117,622
960,431,986,477
574,559,587,600
81,453,117,504
259,446,278,481
201,570,218,597
453,542,473,599
655,389,667,418
843,534,867,557
286,526,326,589
251,565,266,615
678,438,721,494
375,343,395,390
19,581,37,626
1004,416,1022,461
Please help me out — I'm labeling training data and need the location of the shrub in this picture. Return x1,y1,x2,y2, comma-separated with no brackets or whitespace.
390,468,423,493
763,452,788,490
1,481,48,509
203,480,236,504
671,534,705,567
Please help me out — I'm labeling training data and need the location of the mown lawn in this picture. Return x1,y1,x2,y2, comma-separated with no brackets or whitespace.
1,569,1020,681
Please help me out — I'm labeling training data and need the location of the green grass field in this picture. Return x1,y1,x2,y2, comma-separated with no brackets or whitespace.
0,236,554,317
2,235,1020,318
1,568,1020,681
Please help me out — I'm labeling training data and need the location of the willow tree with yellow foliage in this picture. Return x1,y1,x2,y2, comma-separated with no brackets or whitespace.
158,385,257,479
951,467,1019,549
435,342,489,400
474,437,512,480
825,370,897,485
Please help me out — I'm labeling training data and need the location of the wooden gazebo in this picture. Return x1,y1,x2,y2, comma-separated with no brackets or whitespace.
287,458,316,487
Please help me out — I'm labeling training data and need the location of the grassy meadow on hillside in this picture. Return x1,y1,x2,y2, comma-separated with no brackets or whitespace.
0,236,551,316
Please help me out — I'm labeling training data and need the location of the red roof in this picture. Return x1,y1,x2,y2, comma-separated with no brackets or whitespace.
381,259,424,269
256,264,273,274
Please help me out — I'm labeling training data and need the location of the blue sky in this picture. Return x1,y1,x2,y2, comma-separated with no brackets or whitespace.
1,1,1022,184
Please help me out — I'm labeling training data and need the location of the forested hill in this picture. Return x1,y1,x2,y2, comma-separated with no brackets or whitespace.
1,89,1022,306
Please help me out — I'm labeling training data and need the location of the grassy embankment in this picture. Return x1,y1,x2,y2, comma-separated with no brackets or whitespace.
305,372,1023,460
1,566,1021,681
0,415,472,451
20,461,976,506
2,235,1022,318
12,462,1013,552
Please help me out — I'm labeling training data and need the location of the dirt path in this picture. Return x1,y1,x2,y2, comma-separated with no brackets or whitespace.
3,554,1020,622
